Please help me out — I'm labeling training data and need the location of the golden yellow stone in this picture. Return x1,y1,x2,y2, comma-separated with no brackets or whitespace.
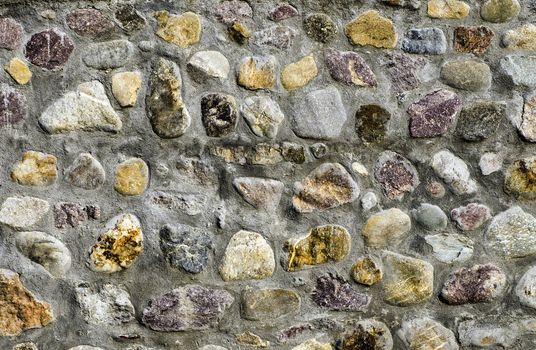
281,54,318,90
11,151,57,186
114,158,149,196
154,10,201,47
238,56,277,90
5,57,32,85
503,24,536,50
352,256,383,286
229,21,251,44
428,0,470,18
236,331,270,348
345,10,397,49
504,157,536,199
112,71,142,107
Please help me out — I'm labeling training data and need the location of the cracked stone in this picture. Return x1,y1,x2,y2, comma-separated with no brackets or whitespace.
11,151,57,187
201,93,238,137
441,264,506,304
241,96,284,138
233,177,284,211
374,150,420,200
408,89,460,137
75,283,135,325
325,49,376,87
312,273,371,311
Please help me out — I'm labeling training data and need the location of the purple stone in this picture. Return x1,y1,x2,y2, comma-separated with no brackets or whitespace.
54,202,100,228
268,3,299,21
374,150,420,200
451,203,491,231
67,9,114,36
382,52,426,95
215,0,253,25
0,18,22,50
25,29,74,70
325,48,376,87
312,274,370,311
408,89,461,137
251,26,294,50
0,85,26,128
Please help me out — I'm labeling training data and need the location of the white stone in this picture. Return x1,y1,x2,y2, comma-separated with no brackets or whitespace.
241,96,285,138
15,231,72,277
292,339,332,350
425,233,473,263
0,196,49,229
431,150,477,195
360,192,377,211
516,265,536,309
352,161,369,176
398,318,459,350
188,51,230,79
479,152,502,175
75,283,135,325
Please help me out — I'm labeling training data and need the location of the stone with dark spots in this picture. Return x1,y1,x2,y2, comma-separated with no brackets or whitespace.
382,52,426,95
24,29,74,70
251,26,294,50
0,85,25,128
141,284,234,331
115,5,146,32
54,202,100,229
0,18,22,50
451,203,492,231
454,26,494,54
159,224,213,274
325,49,376,87
303,13,338,43
67,9,114,36
201,93,238,137
215,0,253,25
356,105,391,143
268,3,299,21
282,142,306,164
241,287,300,320
374,151,419,200
277,323,314,343
311,273,371,311
401,27,447,55
339,320,393,350
456,101,506,141
504,157,536,199
408,89,461,137
441,264,507,304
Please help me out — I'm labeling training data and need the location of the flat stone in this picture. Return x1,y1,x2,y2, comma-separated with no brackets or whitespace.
268,3,298,21
5,57,32,85
398,318,458,350
238,56,277,90
312,273,371,311
159,224,212,273
408,89,460,137
142,284,233,331
504,157,536,199
215,0,252,24
485,206,536,258
24,29,74,70
519,95,536,142
292,163,359,212
356,105,390,143
233,177,284,210
241,287,300,320
382,52,426,95
83,40,134,69
481,0,520,22
479,152,502,175
456,101,506,141
425,234,474,263
284,224,351,271
251,26,294,50
441,60,491,91
241,96,285,138
54,202,100,229
281,54,318,90
428,0,470,18
339,320,393,350
15,231,72,278
431,150,477,195
454,26,494,54
0,196,49,230
374,150,420,200
114,158,149,196
65,153,105,190
67,9,114,36
0,269,54,336
188,51,230,80
441,264,506,304
219,230,275,281
115,5,146,32
201,93,238,137
147,58,190,138
292,339,332,350
236,332,270,348
290,86,346,139
346,10,397,48
325,49,376,87
112,71,142,107
501,55,536,87
351,256,382,286
412,203,447,231
402,27,447,55
75,283,135,325
0,84,26,128
516,265,536,308
88,213,143,273
362,208,411,248
39,81,122,133
458,320,516,348
382,251,434,306
0,18,22,50
451,203,491,231
361,192,378,211
304,13,338,43
154,11,201,47
11,151,57,187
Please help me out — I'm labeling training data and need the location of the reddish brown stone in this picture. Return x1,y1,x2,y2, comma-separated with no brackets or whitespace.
374,151,419,200
408,89,461,138
67,9,114,36
454,26,494,54
25,29,74,70
54,202,101,229
268,3,299,21
325,48,376,87
0,85,26,128
0,18,22,50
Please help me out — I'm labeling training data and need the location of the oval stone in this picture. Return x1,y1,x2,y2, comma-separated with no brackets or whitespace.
67,9,114,36
25,29,74,70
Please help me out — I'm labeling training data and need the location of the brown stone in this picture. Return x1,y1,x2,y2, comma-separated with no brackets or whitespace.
0,84,26,128
67,9,114,36
238,56,277,90
356,104,390,143
345,10,397,48
24,29,74,70
454,26,494,54
11,151,58,186
374,151,420,200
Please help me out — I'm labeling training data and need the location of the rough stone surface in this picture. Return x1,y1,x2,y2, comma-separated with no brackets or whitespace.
456,100,506,141
408,89,461,138
401,27,447,55
441,264,507,304
114,158,149,196
355,105,390,143
504,157,536,199
431,150,477,195
311,274,371,311
398,318,459,350
325,49,376,87
67,9,114,37
382,52,426,95
54,202,100,229
479,152,503,175
112,71,142,107
454,26,494,54
351,256,383,286
154,11,201,47
0,84,26,128
159,224,212,273
233,177,284,210
339,320,393,350
428,0,470,18
451,203,492,231
519,95,536,142
241,287,300,320
238,56,277,90
75,283,135,325
0,18,22,50
516,266,536,309
201,93,238,137
481,0,520,23
374,151,419,200
215,0,252,24
188,51,230,80
0,196,49,230
412,203,447,231
345,10,397,49
425,234,474,263
251,26,294,50
64,153,105,190
83,40,135,70
5,58,32,85
11,151,57,187
241,96,284,138
503,24,536,50
362,208,411,248
281,54,318,90
501,55,536,87
440,60,491,91
304,13,337,43
269,3,298,21
24,29,74,70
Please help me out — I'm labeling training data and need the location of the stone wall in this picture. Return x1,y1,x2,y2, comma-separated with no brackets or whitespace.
0,0,536,349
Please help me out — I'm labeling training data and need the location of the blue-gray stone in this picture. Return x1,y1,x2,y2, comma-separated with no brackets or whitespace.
159,224,212,273
401,28,446,55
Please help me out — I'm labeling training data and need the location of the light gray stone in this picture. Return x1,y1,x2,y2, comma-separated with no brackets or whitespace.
516,265,536,308
411,203,448,231
83,40,135,69
479,152,502,175
241,96,285,138
425,234,473,263
188,50,230,79
501,55,536,87
75,283,135,325
458,320,517,348
0,196,49,230
398,318,458,350
65,153,106,190
362,208,411,248
360,192,378,211
233,177,284,211
431,150,477,195
486,206,536,258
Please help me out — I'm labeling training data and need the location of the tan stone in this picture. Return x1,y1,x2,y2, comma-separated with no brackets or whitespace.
229,21,251,44
5,57,32,85
11,151,57,186
503,24,536,50
238,56,277,90
114,158,149,196
236,331,270,348
428,0,470,18
352,256,383,286
154,11,201,47
281,54,318,90
361,208,411,248
112,71,142,107
345,10,397,49
504,157,536,199
292,339,332,350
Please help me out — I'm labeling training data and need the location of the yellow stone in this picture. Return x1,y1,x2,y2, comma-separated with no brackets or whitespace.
428,0,470,18
281,54,318,90
5,57,32,85
238,56,277,90
114,158,149,196
11,151,57,186
236,331,270,348
229,21,251,44
345,10,397,49
503,24,536,50
154,10,201,47
352,256,382,286
112,71,142,107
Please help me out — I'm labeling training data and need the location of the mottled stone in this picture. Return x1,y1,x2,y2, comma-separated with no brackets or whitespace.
282,142,306,163
112,71,142,107
458,320,515,348
67,9,114,36
456,101,505,141
281,54,318,90
441,264,506,304
481,0,520,22
431,150,477,195
251,26,294,50
241,287,300,320
200,346,228,350
412,203,447,231
24,29,74,70
215,0,252,25
356,105,390,143
425,234,474,263
188,51,230,80
233,177,284,210
83,40,134,69
292,339,332,350
0,18,22,50
325,49,376,87
311,143,328,158
504,157,536,199
154,11,201,48
520,95,536,142
114,158,149,196
65,153,105,190
88,214,143,273
15,231,71,278
142,285,234,331
312,274,371,311
0,196,49,230
501,55,536,87
516,266,536,308
115,5,146,32
398,318,458,350
5,58,32,85
427,181,446,198
352,256,382,286
39,81,122,133
68,347,103,350
374,150,420,200
346,10,397,48
241,96,284,138
304,13,338,43
503,24,536,51
441,60,491,91
228,22,251,44
13,343,38,350
479,152,502,175
11,151,57,187
382,52,426,95
269,3,299,21
292,163,359,212
75,283,135,325
408,89,460,137
238,56,277,90
428,0,470,18
402,27,447,55
451,203,491,231
362,209,411,249
236,332,270,348
219,230,275,281
249,144,283,165
454,26,494,54
0,84,26,128
54,202,100,229
340,320,393,350
201,93,238,137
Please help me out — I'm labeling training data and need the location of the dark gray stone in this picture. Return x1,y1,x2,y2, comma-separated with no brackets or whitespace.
456,101,506,141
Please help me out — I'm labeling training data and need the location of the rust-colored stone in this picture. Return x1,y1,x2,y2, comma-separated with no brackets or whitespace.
454,26,494,54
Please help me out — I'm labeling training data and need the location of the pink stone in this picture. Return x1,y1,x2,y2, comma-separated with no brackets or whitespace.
451,203,491,231
67,9,114,36
408,89,461,137
0,18,22,50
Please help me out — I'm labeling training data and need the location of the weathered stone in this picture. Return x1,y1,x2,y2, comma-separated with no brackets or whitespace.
504,157,536,199
352,162,369,176
188,51,230,80
112,71,142,107
340,320,393,350
382,52,426,95
282,142,306,163
0,84,26,128
456,101,505,141
362,208,411,248
441,264,506,304
458,320,516,348
431,150,477,195
292,163,359,213
241,287,300,320
228,22,251,44
283,225,351,271
281,54,318,90
54,202,100,229
427,0,470,18
65,153,105,190
352,256,382,286
427,181,446,198
451,203,491,231
0,196,49,230
39,81,122,133
503,24,536,50
147,58,190,138
382,251,433,306
402,27,447,55
114,158,149,196
115,5,146,32
516,265,536,309
251,26,294,50
201,93,238,137
175,156,218,185
5,58,32,85
13,343,38,350
236,332,270,348
219,230,275,281
398,318,458,350
501,55,536,87
311,143,328,158
304,13,338,43
479,152,502,175
24,29,74,69
325,49,376,87
154,11,201,47
269,3,299,21
215,0,252,24
151,191,207,216
519,95,536,142
142,285,234,331
345,10,397,48
382,0,421,9
356,105,390,143
481,0,520,22
454,26,494,54
68,347,103,350
0,269,54,336
200,346,228,350
238,56,277,90
292,339,332,350
241,96,284,138
290,86,346,139
440,60,491,91
88,214,143,273
360,192,378,211
408,89,460,137
83,40,134,69
312,274,370,311
75,283,135,325
0,18,22,50
412,203,447,231
425,234,474,263
15,231,71,278
233,177,284,210
374,151,420,200
67,9,114,36
11,151,57,187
